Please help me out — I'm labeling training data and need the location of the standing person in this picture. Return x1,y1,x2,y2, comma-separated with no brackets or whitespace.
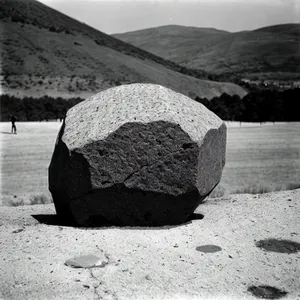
10,115,17,134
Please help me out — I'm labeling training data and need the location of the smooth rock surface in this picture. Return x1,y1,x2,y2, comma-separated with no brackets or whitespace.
49,84,226,226
1,189,299,300
65,254,108,268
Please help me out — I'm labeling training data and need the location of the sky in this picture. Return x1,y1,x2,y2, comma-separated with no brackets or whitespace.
38,0,300,34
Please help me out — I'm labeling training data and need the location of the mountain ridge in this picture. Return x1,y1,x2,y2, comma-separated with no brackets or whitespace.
113,24,230,36
113,23,300,80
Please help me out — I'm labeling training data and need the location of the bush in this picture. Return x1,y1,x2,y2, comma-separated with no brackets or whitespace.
233,183,300,195
233,185,272,195
29,194,53,205
49,26,56,32
7,198,25,206
285,183,300,190
95,39,104,46
208,185,226,198
11,15,25,23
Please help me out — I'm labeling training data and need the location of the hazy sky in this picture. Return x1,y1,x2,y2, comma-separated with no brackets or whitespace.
38,0,299,34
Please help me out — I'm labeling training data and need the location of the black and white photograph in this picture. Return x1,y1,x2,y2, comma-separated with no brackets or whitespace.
0,0,299,299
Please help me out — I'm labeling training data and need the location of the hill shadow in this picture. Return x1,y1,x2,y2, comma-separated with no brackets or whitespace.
31,212,204,230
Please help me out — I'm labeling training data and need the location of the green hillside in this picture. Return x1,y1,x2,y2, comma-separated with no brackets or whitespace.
0,0,246,100
114,24,300,80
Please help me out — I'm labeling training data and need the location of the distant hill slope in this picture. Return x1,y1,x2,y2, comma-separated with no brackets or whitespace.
113,24,300,80
0,0,246,100
114,25,230,64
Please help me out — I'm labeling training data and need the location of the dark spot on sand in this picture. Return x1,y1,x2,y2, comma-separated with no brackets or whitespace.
255,239,300,254
248,285,288,299
186,213,204,221
12,228,24,234
182,143,194,150
196,245,222,253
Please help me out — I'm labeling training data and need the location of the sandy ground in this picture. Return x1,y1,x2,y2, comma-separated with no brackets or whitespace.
0,189,299,300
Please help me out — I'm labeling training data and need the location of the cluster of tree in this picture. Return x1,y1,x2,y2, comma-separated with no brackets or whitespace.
1,9,72,35
1,88,299,123
194,88,300,122
0,95,84,122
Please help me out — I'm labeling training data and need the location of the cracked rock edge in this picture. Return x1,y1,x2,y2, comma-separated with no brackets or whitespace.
49,121,225,226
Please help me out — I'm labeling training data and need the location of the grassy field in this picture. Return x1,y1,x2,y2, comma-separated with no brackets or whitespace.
0,121,299,205
221,122,300,195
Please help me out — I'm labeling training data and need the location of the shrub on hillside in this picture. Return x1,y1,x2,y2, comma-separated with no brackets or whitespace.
49,26,56,32
11,15,25,23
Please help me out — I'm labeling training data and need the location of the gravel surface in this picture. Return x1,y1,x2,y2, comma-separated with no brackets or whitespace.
1,189,299,300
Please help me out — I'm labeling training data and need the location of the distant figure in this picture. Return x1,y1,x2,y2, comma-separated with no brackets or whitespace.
10,115,17,134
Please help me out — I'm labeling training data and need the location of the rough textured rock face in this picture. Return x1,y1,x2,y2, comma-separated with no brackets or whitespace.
49,83,226,226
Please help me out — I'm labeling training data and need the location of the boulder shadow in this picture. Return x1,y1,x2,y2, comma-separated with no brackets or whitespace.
31,212,204,230
186,212,204,221
32,214,76,227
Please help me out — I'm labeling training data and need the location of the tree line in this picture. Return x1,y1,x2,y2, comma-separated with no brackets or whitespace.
1,88,299,122
195,88,300,122
0,95,84,121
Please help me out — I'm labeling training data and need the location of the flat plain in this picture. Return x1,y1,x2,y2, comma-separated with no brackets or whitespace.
0,121,299,205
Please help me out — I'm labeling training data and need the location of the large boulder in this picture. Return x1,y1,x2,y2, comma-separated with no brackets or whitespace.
49,84,226,226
